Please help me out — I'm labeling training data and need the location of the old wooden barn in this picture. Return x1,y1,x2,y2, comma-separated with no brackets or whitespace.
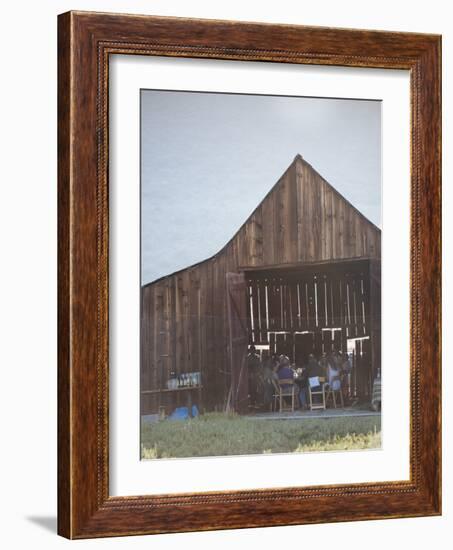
141,155,381,415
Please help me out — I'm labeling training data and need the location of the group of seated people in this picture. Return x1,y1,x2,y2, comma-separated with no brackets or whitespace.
247,345,352,411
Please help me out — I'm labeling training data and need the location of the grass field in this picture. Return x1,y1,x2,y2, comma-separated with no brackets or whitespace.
141,413,381,459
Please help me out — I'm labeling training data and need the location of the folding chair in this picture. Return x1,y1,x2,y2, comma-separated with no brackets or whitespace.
325,377,344,408
308,376,326,410
272,378,296,412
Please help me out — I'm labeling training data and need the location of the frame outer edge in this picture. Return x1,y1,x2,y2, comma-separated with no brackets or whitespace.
60,10,106,538
57,10,442,538
424,36,442,515
409,38,442,515
437,35,442,515
57,11,73,539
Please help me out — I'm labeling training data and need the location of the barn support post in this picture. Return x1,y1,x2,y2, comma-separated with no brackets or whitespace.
226,272,249,414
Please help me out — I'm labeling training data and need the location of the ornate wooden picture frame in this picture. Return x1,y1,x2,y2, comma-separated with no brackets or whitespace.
58,11,441,539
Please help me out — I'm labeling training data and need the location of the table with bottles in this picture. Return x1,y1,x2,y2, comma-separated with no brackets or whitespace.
141,371,203,417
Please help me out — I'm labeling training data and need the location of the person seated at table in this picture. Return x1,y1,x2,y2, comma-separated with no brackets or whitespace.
306,354,324,378
330,349,344,378
340,351,352,401
261,351,275,412
341,351,352,373
294,366,309,409
276,355,295,390
247,345,261,408
274,356,297,410
327,360,341,391
306,353,325,392
319,352,330,376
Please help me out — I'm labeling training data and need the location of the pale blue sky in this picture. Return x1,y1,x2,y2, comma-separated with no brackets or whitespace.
141,90,381,285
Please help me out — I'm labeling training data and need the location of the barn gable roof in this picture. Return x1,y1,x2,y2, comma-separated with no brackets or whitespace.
144,154,380,286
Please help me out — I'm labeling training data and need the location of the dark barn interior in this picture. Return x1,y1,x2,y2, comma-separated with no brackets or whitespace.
141,155,381,416
245,258,380,403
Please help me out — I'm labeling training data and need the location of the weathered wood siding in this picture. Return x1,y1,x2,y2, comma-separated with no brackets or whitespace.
141,155,381,413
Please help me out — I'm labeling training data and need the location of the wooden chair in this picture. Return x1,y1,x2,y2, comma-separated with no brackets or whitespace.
308,376,326,411
325,378,344,409
272,378,296,413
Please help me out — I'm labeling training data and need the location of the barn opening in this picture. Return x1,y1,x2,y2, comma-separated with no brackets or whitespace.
242,257,381,402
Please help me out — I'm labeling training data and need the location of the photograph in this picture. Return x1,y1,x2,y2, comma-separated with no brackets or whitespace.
139,90,382,460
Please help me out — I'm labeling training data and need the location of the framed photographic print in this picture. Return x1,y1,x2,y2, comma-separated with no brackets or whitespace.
58,11,441,539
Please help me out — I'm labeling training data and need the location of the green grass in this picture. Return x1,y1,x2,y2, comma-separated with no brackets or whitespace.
141,413,381,459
